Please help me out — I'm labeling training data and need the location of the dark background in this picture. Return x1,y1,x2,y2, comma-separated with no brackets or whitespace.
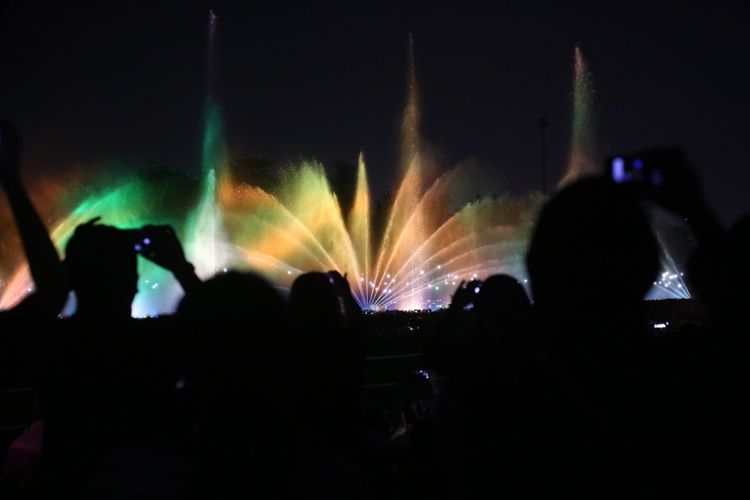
1,1,748,225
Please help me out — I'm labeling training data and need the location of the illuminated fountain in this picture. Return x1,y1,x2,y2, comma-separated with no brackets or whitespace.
0,21,530,314
187,10,231,279
0,31,688,315
214,34,531,310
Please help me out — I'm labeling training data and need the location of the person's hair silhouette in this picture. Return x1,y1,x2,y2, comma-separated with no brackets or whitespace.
473,274,530,340
527,177,659,323
65,220,138,320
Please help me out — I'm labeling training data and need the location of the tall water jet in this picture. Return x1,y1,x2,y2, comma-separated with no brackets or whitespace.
186,9,231,278
401,32,421,171
560,45,597,186
373,32,427,309
348,151,372,303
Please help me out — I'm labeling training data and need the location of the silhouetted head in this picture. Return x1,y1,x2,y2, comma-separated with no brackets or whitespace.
177,271,288,395
288,272,345,335
527,177,659,317
178,271,287,353
65,221,138,319
474,274,531,337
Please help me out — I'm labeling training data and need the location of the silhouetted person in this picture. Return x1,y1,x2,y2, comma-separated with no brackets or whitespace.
524,151,744,497
429,275,532,499
472,274,531,354
177,271,293,500
37,222,199,498
524,176,665,496
0,121,67,497
287,271,367,499
424,279,482,377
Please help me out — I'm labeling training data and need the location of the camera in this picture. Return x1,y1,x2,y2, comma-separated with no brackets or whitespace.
608,156,664,188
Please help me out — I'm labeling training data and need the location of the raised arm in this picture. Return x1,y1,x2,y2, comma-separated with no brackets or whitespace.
0,121,67,315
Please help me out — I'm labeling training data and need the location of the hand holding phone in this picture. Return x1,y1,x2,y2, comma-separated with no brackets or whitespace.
607,148,704,216
450,279,482,310
134,225,192,274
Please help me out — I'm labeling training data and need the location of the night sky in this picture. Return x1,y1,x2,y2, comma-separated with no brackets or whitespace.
1,1,748,225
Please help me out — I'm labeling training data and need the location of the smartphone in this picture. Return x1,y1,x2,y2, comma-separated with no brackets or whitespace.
131,228,152,254
608,156,663,187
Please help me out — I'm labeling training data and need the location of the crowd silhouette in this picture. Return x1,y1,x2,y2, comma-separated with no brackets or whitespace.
1,121,748,498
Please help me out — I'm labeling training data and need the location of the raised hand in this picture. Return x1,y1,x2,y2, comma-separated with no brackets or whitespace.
636,148,705,216
136,225,201,292
449,280,482,311
327,270,361,315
